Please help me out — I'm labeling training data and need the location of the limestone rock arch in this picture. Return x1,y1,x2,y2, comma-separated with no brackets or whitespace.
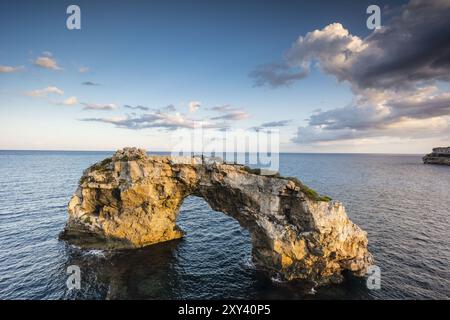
61,148,373,285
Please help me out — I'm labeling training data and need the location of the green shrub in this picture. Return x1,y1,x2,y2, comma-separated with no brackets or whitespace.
282,176,332,202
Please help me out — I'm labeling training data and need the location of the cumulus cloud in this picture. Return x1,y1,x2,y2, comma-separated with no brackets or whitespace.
26,85,79,107
26,86,64,97
251,0,450,144
0,65,24,73
59,96,78,106
188,101,201,112
34,53,61,70
82,103,116,110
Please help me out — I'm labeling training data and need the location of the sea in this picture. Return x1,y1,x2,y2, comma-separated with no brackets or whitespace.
0,151,449,299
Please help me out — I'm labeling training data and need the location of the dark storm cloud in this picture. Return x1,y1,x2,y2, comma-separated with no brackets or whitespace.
349,0,450,90
250,0,450,143
251,0,450,91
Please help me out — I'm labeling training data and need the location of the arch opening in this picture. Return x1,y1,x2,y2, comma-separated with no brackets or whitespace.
175,195,254,283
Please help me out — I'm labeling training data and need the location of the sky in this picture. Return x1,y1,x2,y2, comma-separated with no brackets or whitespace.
1,0,450,153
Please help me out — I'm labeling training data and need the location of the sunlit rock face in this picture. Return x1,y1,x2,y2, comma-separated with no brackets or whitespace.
60,147,373,285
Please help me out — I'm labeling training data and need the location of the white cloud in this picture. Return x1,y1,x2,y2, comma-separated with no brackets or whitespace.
188,101,201,113
59,96,78,106
79,66,90,73
26,86,64,97
0,65,24,73
34,54,61,70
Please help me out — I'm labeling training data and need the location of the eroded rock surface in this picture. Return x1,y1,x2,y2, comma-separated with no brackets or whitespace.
423,147,450,166
61,147,373,284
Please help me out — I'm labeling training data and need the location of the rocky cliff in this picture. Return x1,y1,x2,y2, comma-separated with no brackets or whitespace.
60,147,373,285
423,147,450,166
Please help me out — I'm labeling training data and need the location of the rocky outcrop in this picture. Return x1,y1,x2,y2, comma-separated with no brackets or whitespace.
423,147,450,166
60,147,373,285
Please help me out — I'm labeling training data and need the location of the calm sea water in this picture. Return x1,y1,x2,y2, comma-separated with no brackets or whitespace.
0,151,449,299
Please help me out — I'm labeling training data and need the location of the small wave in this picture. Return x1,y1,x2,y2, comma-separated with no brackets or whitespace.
242,257,255,269
83,249,106,258
270,274,286,284
307,287,317,295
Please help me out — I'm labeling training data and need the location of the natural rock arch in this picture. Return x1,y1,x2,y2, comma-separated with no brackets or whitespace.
61,148,372,285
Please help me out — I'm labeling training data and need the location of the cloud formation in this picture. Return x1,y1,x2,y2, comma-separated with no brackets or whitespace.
250,62,308,88
210,110,250,121
26,85,78,107
261,120,292,127
79,66,90,73
82,81,100,86
164,104,176,112
34,53,61,70
58,96,78,106
209,104,250,121
209,105,234,112
0,65,24,73
82,103,116,110
81,112,225,130
26,86,64,97
188,101,201,112
80,103,249,130
251,0,450,144
124,104,150,111
250,119,292,131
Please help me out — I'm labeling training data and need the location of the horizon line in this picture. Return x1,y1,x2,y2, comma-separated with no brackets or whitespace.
0,148,425,156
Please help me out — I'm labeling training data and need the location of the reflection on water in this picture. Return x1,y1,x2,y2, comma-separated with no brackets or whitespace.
0,151,449,299
65,241,182,299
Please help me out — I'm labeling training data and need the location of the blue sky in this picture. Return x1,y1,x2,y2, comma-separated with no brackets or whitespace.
1,0,449,153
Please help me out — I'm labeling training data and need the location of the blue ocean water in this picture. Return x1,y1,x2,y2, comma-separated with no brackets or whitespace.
0,151,449,299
